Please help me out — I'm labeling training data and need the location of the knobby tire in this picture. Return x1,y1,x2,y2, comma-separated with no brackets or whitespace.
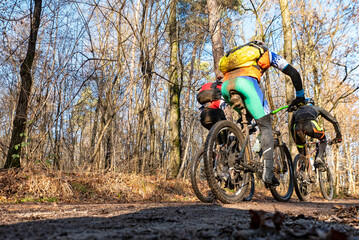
318,166,334,200
204,120,250,204
269,144,294,202
293,154,311,201
190,148,214,203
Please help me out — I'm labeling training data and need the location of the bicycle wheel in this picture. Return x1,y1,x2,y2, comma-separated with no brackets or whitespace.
243,173,255,201
318,165,334,200
190,148,214,203
269,144,294,202
293,154,311,201
204,120,250,204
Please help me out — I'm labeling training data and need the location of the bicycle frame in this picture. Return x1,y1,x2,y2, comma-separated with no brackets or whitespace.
230,91,289,173
303,139,333,170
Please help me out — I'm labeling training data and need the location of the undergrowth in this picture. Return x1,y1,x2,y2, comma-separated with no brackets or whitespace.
1,167,357,204
0,167,197,204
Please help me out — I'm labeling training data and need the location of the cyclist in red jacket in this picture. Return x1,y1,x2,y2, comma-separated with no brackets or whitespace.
197,77,230,130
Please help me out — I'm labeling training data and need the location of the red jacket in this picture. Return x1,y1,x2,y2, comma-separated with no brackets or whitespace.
199,82,223,109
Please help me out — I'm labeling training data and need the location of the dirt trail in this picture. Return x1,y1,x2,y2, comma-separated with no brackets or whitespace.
1,198,358,239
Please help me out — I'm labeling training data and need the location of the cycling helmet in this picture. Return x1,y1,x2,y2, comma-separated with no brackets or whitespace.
250,40,268,51
216,72,224,81
305,98,315,105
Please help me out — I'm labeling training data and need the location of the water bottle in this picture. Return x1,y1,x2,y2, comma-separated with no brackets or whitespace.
253,138,261,153
309,157,315,170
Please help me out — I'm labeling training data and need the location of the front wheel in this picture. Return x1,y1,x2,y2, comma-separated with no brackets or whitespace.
243,173,255,201
190,148,214,203
293,154,312,201
269,144,294,202
204,120,250,204
318,165,334,200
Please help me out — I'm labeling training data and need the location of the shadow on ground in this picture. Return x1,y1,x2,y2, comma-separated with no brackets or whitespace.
1,202,359,239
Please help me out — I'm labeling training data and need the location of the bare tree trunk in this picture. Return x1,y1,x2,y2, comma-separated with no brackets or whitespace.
207,0,224,78
177,117,195,178
333,143,340,196
279,0,297,157
53,84,62,170
344,142,355,195
168,0,181,178
5,0,43,168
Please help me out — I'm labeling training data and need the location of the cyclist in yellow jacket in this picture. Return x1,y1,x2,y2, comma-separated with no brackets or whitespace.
219,40,305,187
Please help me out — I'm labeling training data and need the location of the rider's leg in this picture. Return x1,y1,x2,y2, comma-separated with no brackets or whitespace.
293,123,306,155
256,114,278,186
221,77,269,119
303,120,326,169
309,120,327,169
222,77,277,186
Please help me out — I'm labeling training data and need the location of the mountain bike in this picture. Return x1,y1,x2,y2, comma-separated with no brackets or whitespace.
293,138,337,201
203,91,294,204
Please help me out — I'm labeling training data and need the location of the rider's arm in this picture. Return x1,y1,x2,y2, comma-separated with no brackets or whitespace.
282,65,304,98
314,106,342,137
269,52,304,98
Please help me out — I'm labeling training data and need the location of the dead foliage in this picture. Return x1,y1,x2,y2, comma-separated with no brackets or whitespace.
0,167,196,203
235,209,350,240
332,205,359,225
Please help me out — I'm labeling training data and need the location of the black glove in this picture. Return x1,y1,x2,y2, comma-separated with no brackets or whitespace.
333,133,342,143
288,97,305,112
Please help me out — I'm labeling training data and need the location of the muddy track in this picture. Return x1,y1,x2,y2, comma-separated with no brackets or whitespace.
1,198,358,239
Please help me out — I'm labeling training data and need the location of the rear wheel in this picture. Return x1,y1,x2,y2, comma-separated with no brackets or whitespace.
269,144,294,202
190,148,214,203
204,120,250,204
293,154,312,201
318,165,334,200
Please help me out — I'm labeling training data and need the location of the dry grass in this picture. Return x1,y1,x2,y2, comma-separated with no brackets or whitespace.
1,167,358,204
0,167,197,203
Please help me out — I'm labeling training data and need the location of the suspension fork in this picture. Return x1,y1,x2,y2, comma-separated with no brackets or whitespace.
273,130,287,172
229,91,255,173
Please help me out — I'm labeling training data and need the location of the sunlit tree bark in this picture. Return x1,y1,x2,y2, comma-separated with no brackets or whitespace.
168,0,181,178
207,0,224,78
279,0,297,157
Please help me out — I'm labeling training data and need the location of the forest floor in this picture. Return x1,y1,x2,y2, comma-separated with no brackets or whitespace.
0,168,359,239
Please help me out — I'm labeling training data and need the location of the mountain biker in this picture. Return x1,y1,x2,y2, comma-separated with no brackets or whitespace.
197,76,230,130
197,76,256,132
218,40,305,187
289,98,342,170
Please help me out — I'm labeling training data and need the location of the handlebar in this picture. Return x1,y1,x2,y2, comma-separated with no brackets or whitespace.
308,139,341,145
270,105,289,115
270,102,308,115
328,139,342,145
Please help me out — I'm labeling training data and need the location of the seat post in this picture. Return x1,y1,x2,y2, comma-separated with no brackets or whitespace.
229,91,249,132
